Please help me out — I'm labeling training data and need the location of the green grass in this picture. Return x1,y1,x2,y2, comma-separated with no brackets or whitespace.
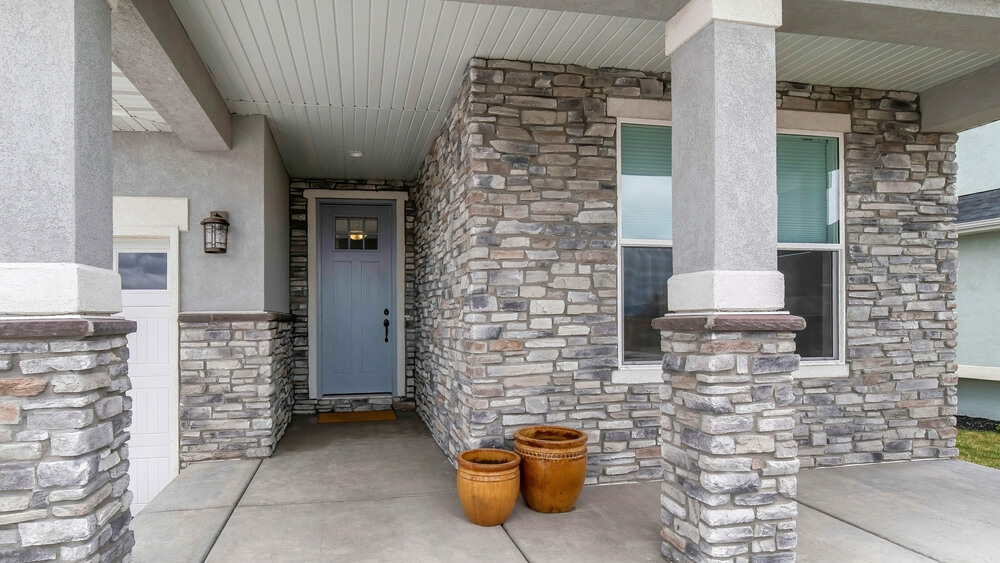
957,429,1000,470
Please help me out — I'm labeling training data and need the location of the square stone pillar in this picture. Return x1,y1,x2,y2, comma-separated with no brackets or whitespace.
660,2,800,561
0,2,135,561
656,314,804,563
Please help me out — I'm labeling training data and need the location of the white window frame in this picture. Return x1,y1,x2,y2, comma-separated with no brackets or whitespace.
614,118,847,374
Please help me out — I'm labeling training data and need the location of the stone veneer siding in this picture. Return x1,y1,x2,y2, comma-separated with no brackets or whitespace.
288,180,417,413
411,59,957,481
776,83,959,466
0,317,136,562
178,313,293,464
413,59,670,483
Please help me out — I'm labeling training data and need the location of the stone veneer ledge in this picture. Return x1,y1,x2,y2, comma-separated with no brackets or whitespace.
178,312,293,464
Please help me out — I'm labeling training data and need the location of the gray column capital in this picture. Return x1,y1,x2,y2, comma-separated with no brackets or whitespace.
665,0,782,56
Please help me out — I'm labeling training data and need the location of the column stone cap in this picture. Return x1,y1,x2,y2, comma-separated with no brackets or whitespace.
177,311,296,323
652,313,805,332
0,316,137,339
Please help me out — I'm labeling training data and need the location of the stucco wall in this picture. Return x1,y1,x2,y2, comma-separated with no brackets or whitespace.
112,115,290,313
264,127,290,313
956,119,1000,195
956,231,1000,367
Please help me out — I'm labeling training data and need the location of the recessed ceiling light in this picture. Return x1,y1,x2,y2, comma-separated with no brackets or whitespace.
348,150,364,158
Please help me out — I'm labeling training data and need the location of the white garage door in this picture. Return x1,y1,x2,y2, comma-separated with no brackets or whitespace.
115,239,178,514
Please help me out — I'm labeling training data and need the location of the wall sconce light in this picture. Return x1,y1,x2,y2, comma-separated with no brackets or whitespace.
201,211,230,254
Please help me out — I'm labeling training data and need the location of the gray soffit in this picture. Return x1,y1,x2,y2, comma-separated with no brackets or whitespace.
165,0,1000,179
112,63,171,132
958,189,1000,224
782,0,1000,54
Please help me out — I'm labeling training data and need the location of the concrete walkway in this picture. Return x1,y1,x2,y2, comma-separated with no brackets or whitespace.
132,413,1000,562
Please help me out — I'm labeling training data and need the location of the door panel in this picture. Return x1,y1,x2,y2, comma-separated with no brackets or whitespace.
319,204,395,395
115,240,175,514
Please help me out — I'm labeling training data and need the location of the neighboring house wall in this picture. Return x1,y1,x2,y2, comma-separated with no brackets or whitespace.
113,115,295,464
412,58,957,482
113,114,289,313
288,180,417,414
956,231,1000,367
956,120,1000,195
956,229,1000,420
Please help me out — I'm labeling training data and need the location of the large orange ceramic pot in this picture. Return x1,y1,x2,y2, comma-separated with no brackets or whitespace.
456,448,521,527
513,426,588,513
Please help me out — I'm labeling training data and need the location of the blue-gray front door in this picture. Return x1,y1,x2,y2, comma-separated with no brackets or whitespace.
319,203,395,395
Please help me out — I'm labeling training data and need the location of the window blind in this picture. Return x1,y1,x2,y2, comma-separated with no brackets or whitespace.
777,135,838,244
621,124,671,176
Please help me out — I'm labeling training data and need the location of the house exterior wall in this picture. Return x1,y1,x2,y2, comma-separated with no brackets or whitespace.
112,114,289,314
954,230,1000,419
412,59,957,481
788,83,959,465
954,231,1000,368
414,59,669,482
288,180,417,414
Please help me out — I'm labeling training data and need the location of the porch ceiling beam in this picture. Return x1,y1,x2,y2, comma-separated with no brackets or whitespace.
781,0,1000,54
921,61,1000,133
111,0,232,151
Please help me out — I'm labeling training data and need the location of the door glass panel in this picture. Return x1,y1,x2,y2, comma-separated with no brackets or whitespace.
118,253,168,290
334,216,378,250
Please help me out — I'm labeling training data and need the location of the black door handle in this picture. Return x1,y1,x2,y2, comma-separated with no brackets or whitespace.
383,319,390,342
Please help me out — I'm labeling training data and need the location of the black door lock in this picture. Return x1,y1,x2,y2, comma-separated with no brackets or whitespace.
383,318,390,342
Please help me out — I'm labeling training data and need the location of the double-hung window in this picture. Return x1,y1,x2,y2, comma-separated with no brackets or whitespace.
618,122,842,365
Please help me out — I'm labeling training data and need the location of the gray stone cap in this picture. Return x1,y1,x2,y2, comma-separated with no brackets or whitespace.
652,313,806,332
0,316,137,339
178,311,296,323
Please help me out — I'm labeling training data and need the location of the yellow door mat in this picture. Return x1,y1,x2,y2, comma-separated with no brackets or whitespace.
318,411,397,423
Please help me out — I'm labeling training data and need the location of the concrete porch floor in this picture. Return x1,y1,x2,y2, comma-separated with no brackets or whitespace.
132,412,1000,562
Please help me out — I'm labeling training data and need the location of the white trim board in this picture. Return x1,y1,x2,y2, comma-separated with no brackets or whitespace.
957,365,1000,382
112,195,187,484
304,190,408,399
607,99,852,133
957,218,1000,235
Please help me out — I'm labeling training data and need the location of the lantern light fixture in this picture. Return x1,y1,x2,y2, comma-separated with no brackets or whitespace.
201,211,230,254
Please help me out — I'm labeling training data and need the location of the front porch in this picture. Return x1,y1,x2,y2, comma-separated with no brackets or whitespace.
132,413,999,562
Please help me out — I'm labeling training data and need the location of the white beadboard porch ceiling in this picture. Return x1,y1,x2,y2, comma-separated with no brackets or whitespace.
166,0,1000,180
112,63,171,132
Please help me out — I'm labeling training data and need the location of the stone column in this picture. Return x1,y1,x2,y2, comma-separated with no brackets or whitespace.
659,1,802,562
656,315,803,562
0,1,135,561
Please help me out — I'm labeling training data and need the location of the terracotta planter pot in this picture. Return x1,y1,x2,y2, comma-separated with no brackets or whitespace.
514,426,588,513
456,448,521,526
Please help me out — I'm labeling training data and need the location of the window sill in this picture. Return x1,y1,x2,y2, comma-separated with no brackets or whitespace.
794,363,849,379
611,367,662,385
